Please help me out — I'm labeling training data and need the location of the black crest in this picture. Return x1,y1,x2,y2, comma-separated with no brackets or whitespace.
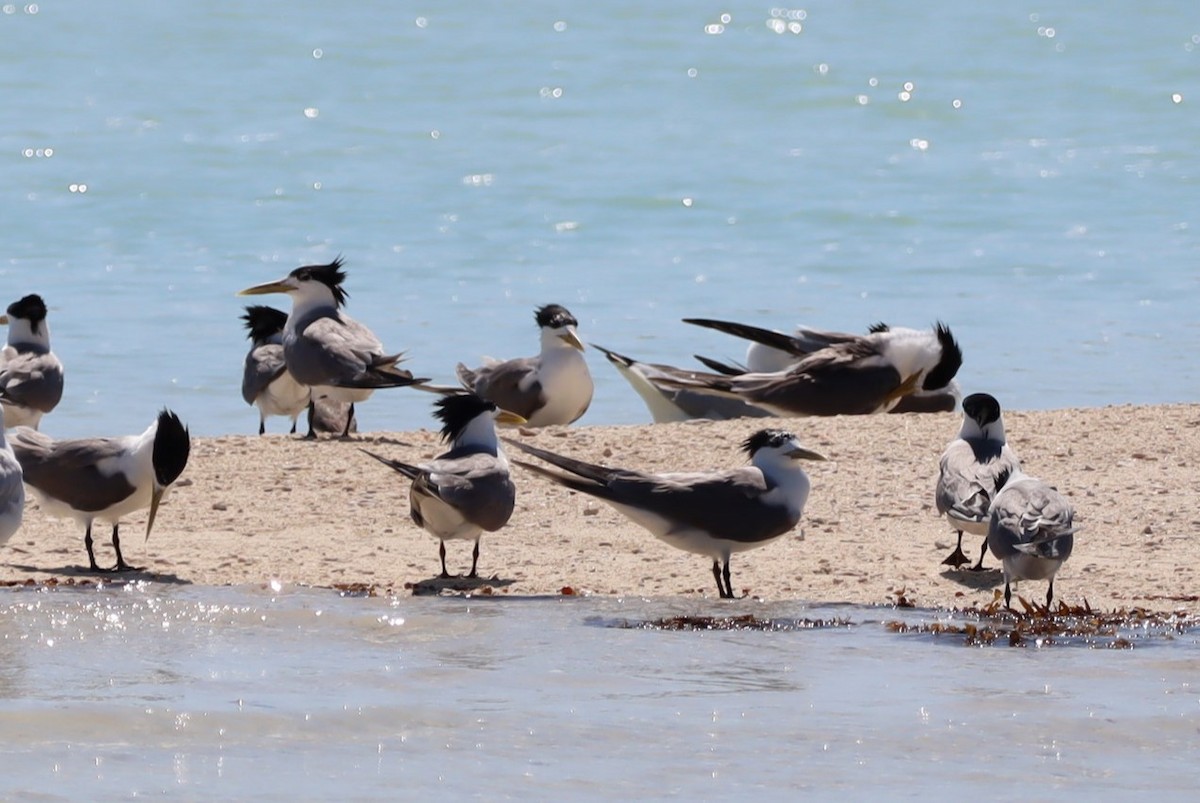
867,321,890,334
433,393,498,443
741,428,796,456
7,294,48,335
993,467,1014,493
152,409,192,488
962,392,1001,427
922,322,963,391
289,256,349,307
241,305,288,341
535,304,578,330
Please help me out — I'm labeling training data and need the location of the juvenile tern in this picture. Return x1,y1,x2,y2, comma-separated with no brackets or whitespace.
593,344,773,423
11,409,191,573
987,467,1077,609
935,393,1021,569
655,322,962,417
362,393,524,578
241,305,310,435
456,304,592,427
507,428,826,599
0,422,24,548
0,294,65,430
239,257,427,438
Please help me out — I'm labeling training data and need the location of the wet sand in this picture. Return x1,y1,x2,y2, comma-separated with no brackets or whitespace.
3,404,1197,611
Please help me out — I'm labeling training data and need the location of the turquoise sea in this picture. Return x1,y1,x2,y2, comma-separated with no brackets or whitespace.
2,2,1199,798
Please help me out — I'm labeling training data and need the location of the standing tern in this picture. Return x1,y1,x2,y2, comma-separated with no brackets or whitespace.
239,257,427,438
362,393,524,578
456,304,592,427
654,322,962,417
507,428,826,599
0,294,65,430
935,392,1021,570
241,305,311,435
987,467,1077,609
0,421,24,549
10,409,191,573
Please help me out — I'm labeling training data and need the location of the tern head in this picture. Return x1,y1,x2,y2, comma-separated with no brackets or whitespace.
921,322,963,391
433,393,526,444
0,293,50,340
240,305,289,342
238,257,349,309
147,409,191,541
535,304,584,351
742,429,827,463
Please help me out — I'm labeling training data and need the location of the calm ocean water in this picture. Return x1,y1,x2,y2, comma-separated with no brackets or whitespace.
3,3,1200,797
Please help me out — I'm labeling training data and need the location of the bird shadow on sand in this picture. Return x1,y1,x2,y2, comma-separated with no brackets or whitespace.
940,567,1004,591
409,574,517,597
5,563,193,586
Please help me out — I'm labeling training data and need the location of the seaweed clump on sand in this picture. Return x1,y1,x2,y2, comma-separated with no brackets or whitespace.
886,593,1200,649
613,614,853,632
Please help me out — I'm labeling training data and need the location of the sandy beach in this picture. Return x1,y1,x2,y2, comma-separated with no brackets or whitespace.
2,404,1197,612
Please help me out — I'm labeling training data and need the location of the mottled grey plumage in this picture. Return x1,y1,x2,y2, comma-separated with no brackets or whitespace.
987,468,1077,608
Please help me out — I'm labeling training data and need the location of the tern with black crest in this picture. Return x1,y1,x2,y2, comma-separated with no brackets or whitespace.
0,294,65,430
508,428,826,599
935,393,1021,569
362,393,524,578
987,467,1078,609
238,257,427,438
240,305,310,435
655,322,962,417
10,409,191,573
456,304,592,427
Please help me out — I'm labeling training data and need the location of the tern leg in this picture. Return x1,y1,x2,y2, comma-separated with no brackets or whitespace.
968,538,989,572
110,524,139,573
258,417,266,436
304,401,318,440
438,540,451,579
722,561,734,599
1004,578,1013,609
84,523,103,572
1046,579,1055,609
468,541,480,579
289,419,297,435
712,560,734,599
340,404,356,438
941,530,970,569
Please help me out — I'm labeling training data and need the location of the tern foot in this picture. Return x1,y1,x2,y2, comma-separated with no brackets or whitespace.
941,547,970,569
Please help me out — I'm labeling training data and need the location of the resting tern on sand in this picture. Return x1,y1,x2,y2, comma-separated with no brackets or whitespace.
455,304,593,428
0,421,24,549
362,393,524,579
987,467,1078,609
654,322,962,417
10,409,191,573
0,294,65,430
508,429,827,599
239,258,427,438
935,393,1021,570
240,305,311,435
592,344,774,423
686,317,962,414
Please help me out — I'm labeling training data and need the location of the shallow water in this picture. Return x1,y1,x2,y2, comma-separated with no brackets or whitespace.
3,2,1198,439
0,583,1198,798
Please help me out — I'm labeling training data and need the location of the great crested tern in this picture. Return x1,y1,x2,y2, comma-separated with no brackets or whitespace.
362,393,524,578
987,467,1078,609
507,428,827,599
241,305,311,435
593,344,774,423
654,322,962,417
456,304,592,428
0,294,65,430
687,317,962,414
10,408,191,573
935,392,1021,570
238,257,427,438
0,423,25,549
